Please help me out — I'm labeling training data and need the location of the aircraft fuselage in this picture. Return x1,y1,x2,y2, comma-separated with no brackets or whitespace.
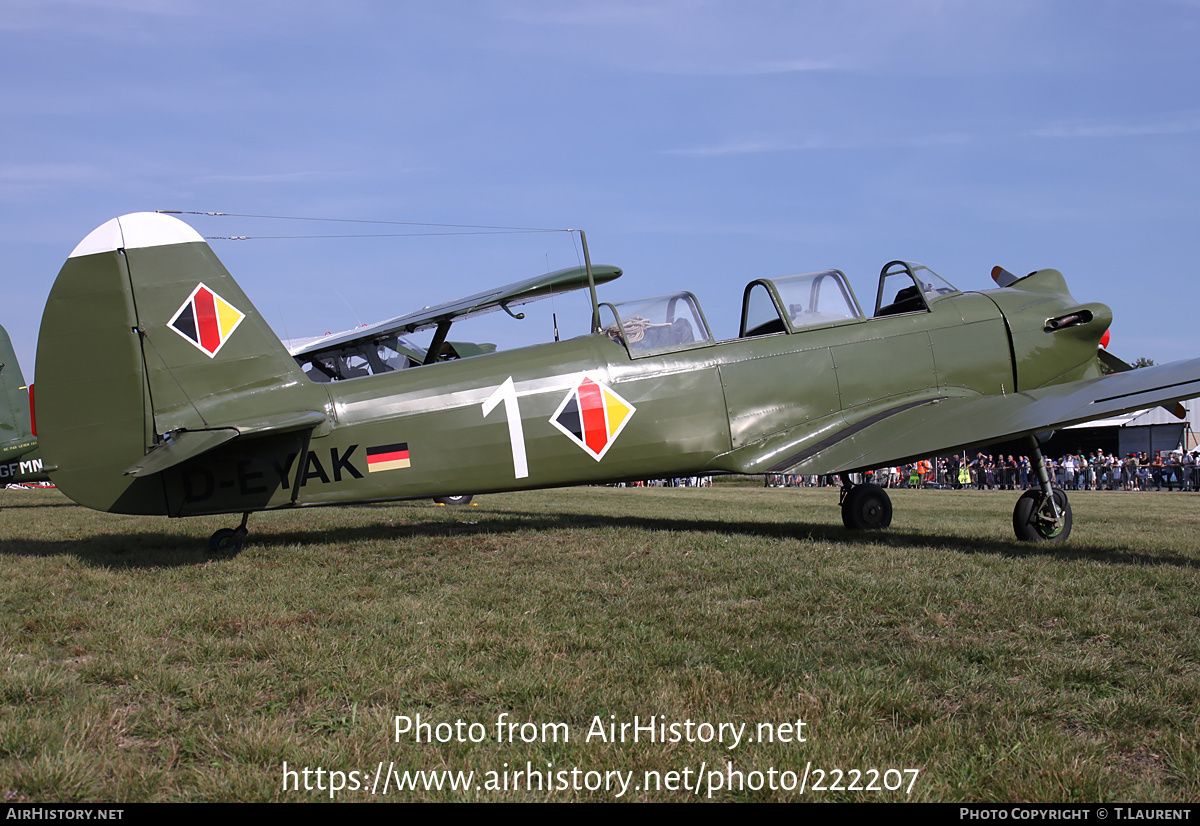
159,283,1095,517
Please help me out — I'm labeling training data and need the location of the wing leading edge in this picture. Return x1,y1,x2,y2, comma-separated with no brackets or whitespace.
754,356,1200,476
289,264,622,357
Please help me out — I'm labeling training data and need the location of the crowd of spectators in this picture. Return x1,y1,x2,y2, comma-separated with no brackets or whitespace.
617,477,712,488
765,449,1200,491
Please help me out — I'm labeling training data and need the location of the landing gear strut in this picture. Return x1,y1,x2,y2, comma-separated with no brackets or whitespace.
839,474,893,530
209,512,251,556
1013,438,1072,542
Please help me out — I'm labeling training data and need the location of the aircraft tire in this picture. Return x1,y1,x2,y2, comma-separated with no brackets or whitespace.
208,526,247,556
1012,488,1072,542
841,484,892,530
433,494,474,506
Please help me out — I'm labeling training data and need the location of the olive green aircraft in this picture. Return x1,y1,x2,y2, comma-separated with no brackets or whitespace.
0,323,48,485
34,212,1200,553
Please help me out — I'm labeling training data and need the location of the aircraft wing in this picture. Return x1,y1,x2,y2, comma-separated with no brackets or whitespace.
290,264,622,357
764,356,1200,475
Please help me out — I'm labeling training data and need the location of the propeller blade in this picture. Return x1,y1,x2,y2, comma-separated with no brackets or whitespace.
1097,348,1132,373
991,265,1019,287
1097,348,1186,418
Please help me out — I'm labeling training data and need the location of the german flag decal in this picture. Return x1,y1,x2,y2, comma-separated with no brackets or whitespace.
549,377,635,461
366,442,410,473
168,283,245,357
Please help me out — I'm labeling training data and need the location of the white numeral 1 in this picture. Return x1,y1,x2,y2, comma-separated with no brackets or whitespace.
482,377,528,479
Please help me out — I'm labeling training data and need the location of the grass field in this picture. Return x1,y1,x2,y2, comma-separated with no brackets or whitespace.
2,482,1199,802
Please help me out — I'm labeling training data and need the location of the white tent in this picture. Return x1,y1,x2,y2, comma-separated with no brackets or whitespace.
1066,398,1197,453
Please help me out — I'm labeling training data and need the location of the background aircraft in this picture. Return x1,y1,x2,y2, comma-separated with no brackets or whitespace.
0,323,48,485
33,213,1200,553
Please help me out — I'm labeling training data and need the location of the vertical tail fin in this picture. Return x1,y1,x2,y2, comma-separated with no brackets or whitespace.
0,323,35,461
36,212,328,513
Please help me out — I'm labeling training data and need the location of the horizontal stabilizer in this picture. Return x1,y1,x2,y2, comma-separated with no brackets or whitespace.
124,410,327,477
226,409,327,437
125,429,239,477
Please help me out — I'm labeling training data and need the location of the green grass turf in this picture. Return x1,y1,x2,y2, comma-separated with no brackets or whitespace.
1,484,1198,801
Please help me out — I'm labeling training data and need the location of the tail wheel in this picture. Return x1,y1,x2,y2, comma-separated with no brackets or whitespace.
1013,488,1072,541
841,483,893,530
433,494,474,506
208,526,248,557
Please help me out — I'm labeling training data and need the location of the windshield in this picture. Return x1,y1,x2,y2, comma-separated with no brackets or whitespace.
874,261,958,317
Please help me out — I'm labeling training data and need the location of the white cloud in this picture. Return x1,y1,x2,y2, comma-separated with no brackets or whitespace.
0,163,110,199
0,0,199,33
0,162,104,182
194,171,329,185
483,0,1051,77
663,138,827,157
646,58,849,77
1030,114,1200,139
662,131,971,156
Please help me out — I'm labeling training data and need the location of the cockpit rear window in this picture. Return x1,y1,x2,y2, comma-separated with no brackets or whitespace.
600,292,713,356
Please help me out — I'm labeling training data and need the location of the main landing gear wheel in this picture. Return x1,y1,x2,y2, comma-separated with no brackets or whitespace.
433,494,474,506
1012,488,1072,542
841,483,893,531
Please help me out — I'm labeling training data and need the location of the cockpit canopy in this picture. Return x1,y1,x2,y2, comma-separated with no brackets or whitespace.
296,259,963,374
741,269,864,337
873,261,959,317
601,262,960,357
599,292,714,355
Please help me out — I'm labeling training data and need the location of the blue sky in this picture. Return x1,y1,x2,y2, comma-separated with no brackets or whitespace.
4,0,1199,375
